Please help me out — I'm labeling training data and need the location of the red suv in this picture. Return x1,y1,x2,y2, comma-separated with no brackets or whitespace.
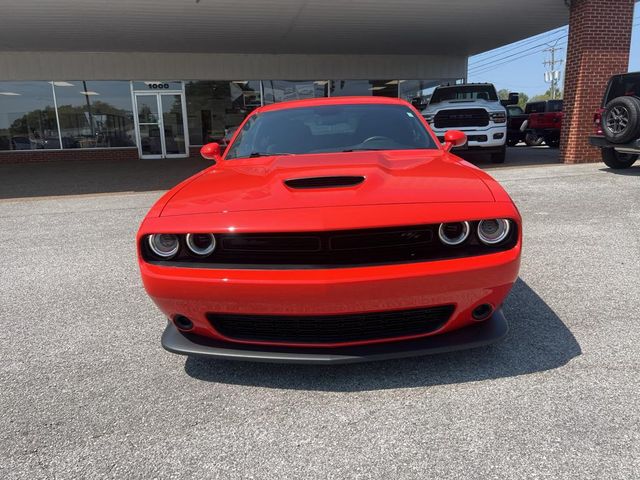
525,100,563,148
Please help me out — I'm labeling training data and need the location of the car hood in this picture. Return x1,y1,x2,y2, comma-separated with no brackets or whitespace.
160,150,495,217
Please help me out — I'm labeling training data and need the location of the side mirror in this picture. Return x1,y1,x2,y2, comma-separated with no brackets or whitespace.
508,92,520,106
200,142,221,162
443,130,467,151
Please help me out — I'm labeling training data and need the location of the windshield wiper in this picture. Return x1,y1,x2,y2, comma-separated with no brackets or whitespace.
342,148,387,152
247,151,293,158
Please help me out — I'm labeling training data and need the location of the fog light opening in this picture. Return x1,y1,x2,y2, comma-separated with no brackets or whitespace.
472,304,493,321
174,315,194,331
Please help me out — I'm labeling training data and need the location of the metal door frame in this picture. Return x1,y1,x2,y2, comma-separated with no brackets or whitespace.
131,82,189,159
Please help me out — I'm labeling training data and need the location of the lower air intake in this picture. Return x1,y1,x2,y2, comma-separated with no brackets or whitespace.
207,305,454,344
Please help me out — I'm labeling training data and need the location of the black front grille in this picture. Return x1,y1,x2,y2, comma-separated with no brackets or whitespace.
434,109,490,128
207,305,455,344
142,221,518,269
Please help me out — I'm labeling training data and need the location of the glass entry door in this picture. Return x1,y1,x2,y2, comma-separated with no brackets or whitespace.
134,92,188,159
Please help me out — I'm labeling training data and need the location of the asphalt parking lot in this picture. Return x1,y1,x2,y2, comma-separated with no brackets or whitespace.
1,156,639,478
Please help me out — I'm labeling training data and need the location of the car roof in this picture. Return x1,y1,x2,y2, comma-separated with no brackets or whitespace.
255,96,411,114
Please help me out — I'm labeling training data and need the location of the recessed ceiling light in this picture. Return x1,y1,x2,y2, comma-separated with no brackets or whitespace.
80,91,99,96
52,81,74,87
0,92,21,96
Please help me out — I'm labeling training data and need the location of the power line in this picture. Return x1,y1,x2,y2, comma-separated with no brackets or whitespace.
469,27,568,66
469,47,549,76
468,36,567,73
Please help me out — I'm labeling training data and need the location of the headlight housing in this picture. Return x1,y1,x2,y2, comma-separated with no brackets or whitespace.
186,233,216,256
423,114,435,124
490,111,507,123
438,222,470,246
477,219,511,245
148,234,180,258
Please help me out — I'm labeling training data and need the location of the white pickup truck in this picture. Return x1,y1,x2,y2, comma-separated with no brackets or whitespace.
422,83,513,163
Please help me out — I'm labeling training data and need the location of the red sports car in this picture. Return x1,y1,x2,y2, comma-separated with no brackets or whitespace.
137,97,521,364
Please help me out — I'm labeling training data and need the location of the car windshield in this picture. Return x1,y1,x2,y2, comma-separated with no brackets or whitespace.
430,85,498,104
225,104,437,159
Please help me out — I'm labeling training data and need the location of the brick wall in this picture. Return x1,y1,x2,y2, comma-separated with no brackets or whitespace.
0,148,139,164
0,147,205,164
561,0,634,163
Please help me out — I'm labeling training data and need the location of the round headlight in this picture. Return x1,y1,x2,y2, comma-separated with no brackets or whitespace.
478,219,511,245
186,233,216,256
438,221,470,246
148,234,180,258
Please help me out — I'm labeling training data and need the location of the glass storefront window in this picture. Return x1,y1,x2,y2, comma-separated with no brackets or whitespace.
0,82,59,151
330,80,398,98
185,81,261,146
52,81,135,148
262,80,328,104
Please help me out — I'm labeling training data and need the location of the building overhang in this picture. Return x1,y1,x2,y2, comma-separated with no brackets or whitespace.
0,0,569,56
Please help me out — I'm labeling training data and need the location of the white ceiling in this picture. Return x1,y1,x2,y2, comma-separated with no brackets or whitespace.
0,0,569,56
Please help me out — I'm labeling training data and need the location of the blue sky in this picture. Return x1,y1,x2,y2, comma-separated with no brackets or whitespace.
467,3,640,97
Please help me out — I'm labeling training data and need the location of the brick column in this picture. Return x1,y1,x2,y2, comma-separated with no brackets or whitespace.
560,0,634,163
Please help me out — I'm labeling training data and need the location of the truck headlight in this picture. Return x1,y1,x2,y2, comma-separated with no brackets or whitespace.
490,112,506,123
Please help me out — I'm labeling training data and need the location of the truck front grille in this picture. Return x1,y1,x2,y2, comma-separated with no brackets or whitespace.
434,109,490,128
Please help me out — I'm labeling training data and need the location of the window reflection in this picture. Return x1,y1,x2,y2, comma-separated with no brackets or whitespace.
53,81,135,148
330,80,398,98
262,80,328,104
185,81,261,146
0,82,59,151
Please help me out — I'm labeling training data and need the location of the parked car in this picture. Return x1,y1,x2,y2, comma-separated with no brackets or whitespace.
137,97,522,364
506,105,528,146
525,100,563,148
422,83,516,163
590,71,640,169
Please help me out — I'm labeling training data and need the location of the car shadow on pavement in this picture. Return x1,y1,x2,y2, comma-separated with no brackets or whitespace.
599,165,640,176
184,278,581,391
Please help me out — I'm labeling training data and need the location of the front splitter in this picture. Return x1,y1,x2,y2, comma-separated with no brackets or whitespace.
161,309,508,365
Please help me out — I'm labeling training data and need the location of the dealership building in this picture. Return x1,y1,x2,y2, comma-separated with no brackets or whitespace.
0,0,634,164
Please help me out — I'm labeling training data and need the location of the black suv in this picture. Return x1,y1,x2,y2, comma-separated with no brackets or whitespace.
590,71,640,169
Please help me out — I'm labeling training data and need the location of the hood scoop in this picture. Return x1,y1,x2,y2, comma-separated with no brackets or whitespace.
284,175,365,189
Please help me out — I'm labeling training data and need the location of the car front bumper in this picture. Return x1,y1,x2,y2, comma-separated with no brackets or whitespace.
141,245,520,349
432,125,507,148
161,309,509,364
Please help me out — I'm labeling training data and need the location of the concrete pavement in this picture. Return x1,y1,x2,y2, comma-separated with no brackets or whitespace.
0,160,639,479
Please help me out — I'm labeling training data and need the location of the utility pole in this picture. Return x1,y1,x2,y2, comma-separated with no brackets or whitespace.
543,43,564,99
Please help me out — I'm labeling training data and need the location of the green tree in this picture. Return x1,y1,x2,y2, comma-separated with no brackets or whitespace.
517,92,529,110
530,88,562,103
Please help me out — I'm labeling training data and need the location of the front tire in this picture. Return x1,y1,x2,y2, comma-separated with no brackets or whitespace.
525,134,544,147
601,148,638,169
491,145,506,164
